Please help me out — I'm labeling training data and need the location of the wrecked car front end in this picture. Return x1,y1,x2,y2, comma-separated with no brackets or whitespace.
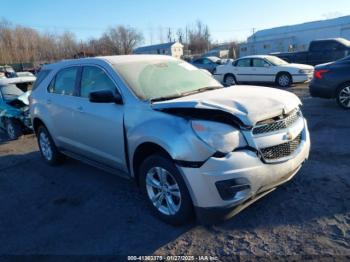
146,86,310,223
0,85,32,137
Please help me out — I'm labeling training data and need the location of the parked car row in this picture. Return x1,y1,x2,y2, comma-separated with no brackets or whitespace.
189,51,349,109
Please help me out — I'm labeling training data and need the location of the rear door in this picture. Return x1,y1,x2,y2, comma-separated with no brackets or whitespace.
70,65,126,171
45,66,81,150
234,58,252,82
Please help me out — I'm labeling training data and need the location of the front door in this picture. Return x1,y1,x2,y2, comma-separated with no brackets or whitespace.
71,65,126,171
46,66,81,151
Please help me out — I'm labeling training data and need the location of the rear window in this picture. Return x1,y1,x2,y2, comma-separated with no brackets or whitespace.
48,67,78,96
32,69,51,91
236,59,251,67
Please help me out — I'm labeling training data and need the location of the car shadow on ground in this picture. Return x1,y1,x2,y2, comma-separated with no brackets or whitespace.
0,151,193,255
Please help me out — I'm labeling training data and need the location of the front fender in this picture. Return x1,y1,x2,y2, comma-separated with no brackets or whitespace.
126,107,215,170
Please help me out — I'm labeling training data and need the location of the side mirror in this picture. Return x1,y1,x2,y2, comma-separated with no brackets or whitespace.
89,90,123,104
264,63,270,68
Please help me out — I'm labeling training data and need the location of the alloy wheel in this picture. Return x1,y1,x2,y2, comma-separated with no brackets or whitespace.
39,132,53,161
146,167,181,216
338,86,350,108
278,74,290,87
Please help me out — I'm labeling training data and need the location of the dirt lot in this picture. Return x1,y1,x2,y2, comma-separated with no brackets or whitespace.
0,84,349,259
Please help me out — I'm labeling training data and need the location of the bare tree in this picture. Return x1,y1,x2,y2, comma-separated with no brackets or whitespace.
188,20,211,55
176,29,184,43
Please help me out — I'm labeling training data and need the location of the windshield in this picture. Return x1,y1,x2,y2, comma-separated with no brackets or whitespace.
113,59,222,101
265,56,289,66
0,84,24,101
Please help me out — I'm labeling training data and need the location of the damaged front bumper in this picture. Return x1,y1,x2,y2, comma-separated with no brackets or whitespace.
177,122,310,224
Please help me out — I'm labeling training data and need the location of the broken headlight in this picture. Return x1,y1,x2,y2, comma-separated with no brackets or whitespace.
191,120,247,154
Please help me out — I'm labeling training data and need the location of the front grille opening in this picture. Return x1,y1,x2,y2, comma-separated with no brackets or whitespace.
260,133,302,160
253,108,302,135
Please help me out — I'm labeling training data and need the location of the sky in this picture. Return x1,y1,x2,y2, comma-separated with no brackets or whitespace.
1,0,350,45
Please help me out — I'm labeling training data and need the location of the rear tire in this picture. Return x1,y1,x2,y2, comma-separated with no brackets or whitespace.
5,118,22,140
224,74,237,86
139,154,194,225
276,73,292,87
336,84,350,109
37,126,64,165
224,74,236,86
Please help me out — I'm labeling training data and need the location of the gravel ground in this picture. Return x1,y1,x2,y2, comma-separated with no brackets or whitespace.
0,84,349,260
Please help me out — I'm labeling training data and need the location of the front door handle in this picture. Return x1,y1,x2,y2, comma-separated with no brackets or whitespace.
46,99,52,105
76,106,83,112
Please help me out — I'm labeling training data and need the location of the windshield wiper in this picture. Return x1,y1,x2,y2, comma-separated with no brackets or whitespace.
150,94,184,103
180,86,223,96
150,86,223,103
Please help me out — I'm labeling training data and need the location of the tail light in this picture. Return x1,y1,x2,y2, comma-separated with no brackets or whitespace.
314,69,329,79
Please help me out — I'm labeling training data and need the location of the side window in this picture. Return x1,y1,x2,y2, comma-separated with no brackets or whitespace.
80,66,117,98
236,59,251,67
252,59,267,67
49,67,78,96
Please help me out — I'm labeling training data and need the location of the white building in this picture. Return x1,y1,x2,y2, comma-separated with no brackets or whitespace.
240,15,350,57
134,42,184,59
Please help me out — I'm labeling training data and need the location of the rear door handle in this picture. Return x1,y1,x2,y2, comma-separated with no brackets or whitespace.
76,106,83,112
46,99,51,105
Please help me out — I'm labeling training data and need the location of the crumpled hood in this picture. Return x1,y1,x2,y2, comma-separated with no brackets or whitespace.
152,86,302,126
16,91,31,105
8,91,31,108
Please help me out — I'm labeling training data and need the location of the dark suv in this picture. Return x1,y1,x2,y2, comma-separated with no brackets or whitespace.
309,56,350,109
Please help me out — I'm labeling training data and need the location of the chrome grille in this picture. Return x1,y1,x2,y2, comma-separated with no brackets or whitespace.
253,109,302,135
260,133,302,161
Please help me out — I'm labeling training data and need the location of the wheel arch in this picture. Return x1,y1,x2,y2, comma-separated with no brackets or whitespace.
335,81,350,97
32,117,47,134
132,142,173,186
224,73,237,82
276,71,293,84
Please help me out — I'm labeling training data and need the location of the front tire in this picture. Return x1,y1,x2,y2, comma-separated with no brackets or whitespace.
276,73,292,87
139,154,194,225
5,118,22,140
37,126,64,165
336,84,350,109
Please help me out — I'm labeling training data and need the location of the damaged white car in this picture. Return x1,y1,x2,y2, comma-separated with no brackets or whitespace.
30,55,310,225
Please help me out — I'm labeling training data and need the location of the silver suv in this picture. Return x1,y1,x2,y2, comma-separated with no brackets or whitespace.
30,55,310,225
